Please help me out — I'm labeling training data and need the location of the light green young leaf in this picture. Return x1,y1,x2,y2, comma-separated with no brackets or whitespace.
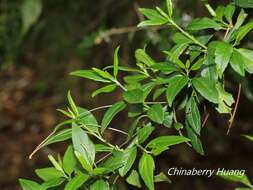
224,4,235,24
139,153,155,190
64,172,89,190
35,167,64,181
235,20,253,45
78,107,99,134
101,101,126,133
70,70,111,83
185,123,204,155
94,144,113,152
90,180,110,190
146,135,189,149
92,68,114,81
124,74,148,84
126,170,142,188
187,18,222,30
234,0,253,8
92,84,117,97
48,155,63,173
147,104,164,124
214,42,233,78
192,77,219,103
166,0,173,17
113,46,120,77
166,75,188,107
135,49,155,66
242,134,253,142
230,49,245,76
123,89,144,104
186,96,201,135
138,8,168,27
72,123,95,170
218,172,253,188
154,172,171,183
21,0,42,34
19,179,41,190
44,128,72,146
119,146,137,177
67,91,79,116
163,112,173,128
216,83,235,114
137,124,155,144
63,145,76,176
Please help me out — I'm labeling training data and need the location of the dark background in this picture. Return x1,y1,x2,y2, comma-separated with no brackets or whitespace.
0,0,253,189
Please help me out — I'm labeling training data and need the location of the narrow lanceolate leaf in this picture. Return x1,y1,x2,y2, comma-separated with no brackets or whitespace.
126,170,142,188
242,134,253,142
123,89,144,104
72,123,95,171
224,4,235,24
92,84,117,97
186,96,201,135
137,124,155,144
230,49,245,76
235,20,253,45
215,42,233,77
166,0,173,17
67,91,79,116
234,0,253,8
44,128,72,146
64,172,89,190
139,153,155,190
186,123,204,155
166,75,188,107
135,49,155,66
146,135,190,149
101,101,126,133
237,48,253,74
63,145,76,176
218,172,253,188
113,46,120,77
147,104,164,124
192,77,219,103
19,179,41,190
138,8,168,27
35,167,64,181
90,180,110,190
187,18,222,30
70,70,111,83
119,146,137,176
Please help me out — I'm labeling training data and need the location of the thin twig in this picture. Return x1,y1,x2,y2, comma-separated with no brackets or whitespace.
202,113,210,128
227,84,241,135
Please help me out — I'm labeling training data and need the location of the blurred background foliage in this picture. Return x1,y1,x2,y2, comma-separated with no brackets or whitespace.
0,0,253,189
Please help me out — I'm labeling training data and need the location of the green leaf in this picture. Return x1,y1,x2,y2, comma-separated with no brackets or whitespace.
101,101,126,133
113,46,120,77
48,155,64,173
235,20,253,45
230,49,245,76
119,147,137,176
40,178,65,190
154,172,172,183
19,179,41,190
90,180,110,190
78,107,99,134
137,124,155,144
67,91,79,116
166,75,188,107
186,96,201,135
192,77,219,103
95,144,113,152
191,57,205,71
21,0,42,34
92,84,117,97
166,0,173,17
135,49,155,66
124,74,148,84
163,112,173,128
153,87,166,100
44,128,72,146
138,8,168,27
215,42,233,77
224,4,235,23
63,145,76,176
70,70,111,83
187,18,222,30
99,151,125,172
147,104,164,124
64,172,89,190
139,153,155,190
234,0,253,8
35,167,64,181
126,170,142,188
151,62,178,73
185,123,204,155
92,68,114,81
147,135,189,149
237,48,253,73
218,172,252,188
72,123,95,171
123,89,144,104
242,134,253,142
216,83,235,114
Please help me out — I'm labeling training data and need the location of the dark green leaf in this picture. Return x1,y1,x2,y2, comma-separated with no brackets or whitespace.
147,135,189,149
113,46,120,77
237,48,253,73
186,123,204,155
166,75,188,107
147,104,164,124
230,49,245,76
186,96,201,135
